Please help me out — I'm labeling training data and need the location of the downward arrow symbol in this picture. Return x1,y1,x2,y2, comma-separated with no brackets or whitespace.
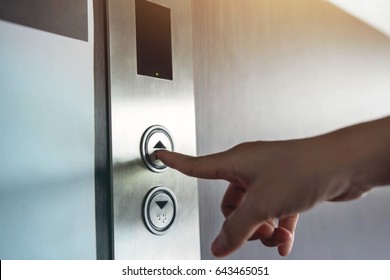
155,200,168,209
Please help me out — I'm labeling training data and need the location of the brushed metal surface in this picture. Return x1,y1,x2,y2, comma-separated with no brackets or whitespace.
107,0,200,259
0,0,95,259
192,0,390,259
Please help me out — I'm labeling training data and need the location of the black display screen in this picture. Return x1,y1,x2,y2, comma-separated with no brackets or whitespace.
0,0,88,41
135,0,173,80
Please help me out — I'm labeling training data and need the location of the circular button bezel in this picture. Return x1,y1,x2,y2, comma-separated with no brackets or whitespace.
140,125,174,173
143,186,177,235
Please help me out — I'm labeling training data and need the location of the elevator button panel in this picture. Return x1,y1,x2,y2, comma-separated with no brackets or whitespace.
143,186,177,235
108,0,200,259
140,125,174,172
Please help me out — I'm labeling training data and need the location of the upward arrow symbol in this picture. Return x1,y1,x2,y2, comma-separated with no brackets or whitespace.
153,141,166,149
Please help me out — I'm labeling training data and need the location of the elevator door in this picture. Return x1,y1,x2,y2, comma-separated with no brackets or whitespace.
107,0,200,259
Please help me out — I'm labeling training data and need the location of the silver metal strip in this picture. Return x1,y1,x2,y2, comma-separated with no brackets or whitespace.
107,0,200,259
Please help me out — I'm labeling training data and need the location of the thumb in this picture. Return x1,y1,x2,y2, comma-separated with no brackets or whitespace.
211,196,265,257
156,150,231,180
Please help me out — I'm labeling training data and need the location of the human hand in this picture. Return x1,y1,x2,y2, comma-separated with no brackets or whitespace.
156,134,370,257
220,182,299,257
156,142,303,257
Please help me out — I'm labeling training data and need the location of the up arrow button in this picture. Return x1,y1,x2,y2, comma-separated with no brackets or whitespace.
153,140,166,149
141,125,174,173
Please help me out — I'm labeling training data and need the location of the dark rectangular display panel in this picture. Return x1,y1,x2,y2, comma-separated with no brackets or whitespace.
0,0,88,41
135,0,173,80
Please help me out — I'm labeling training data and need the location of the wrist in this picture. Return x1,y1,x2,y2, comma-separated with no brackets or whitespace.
323,117,390,200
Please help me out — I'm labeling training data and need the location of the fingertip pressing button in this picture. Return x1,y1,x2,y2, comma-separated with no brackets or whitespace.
140,125,174,172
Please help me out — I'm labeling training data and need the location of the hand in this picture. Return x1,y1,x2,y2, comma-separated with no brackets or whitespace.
157,130,374,257
154,142,303,257
156,117,390,257
157,142,304,257
220,181,299,257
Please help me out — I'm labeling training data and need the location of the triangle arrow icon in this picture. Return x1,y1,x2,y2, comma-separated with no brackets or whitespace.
153,141,166,149
155,200,168,209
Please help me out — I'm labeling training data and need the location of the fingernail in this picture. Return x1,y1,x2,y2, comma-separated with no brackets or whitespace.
211,234,226,257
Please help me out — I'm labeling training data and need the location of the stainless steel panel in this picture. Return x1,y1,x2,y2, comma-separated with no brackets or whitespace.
0,0,95,259
107,0,200,259
192,0,390,259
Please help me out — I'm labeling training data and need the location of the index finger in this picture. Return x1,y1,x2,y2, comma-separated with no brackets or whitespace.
156,150,231,180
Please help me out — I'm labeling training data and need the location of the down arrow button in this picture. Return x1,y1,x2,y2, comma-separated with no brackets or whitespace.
155,200,168,209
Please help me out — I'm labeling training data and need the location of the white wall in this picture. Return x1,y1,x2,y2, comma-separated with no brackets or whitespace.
193,0,390,259
328,0,390,37
0,0,96,259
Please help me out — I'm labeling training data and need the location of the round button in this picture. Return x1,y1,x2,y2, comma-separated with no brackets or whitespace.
140,125,174,172
143,187,177,235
